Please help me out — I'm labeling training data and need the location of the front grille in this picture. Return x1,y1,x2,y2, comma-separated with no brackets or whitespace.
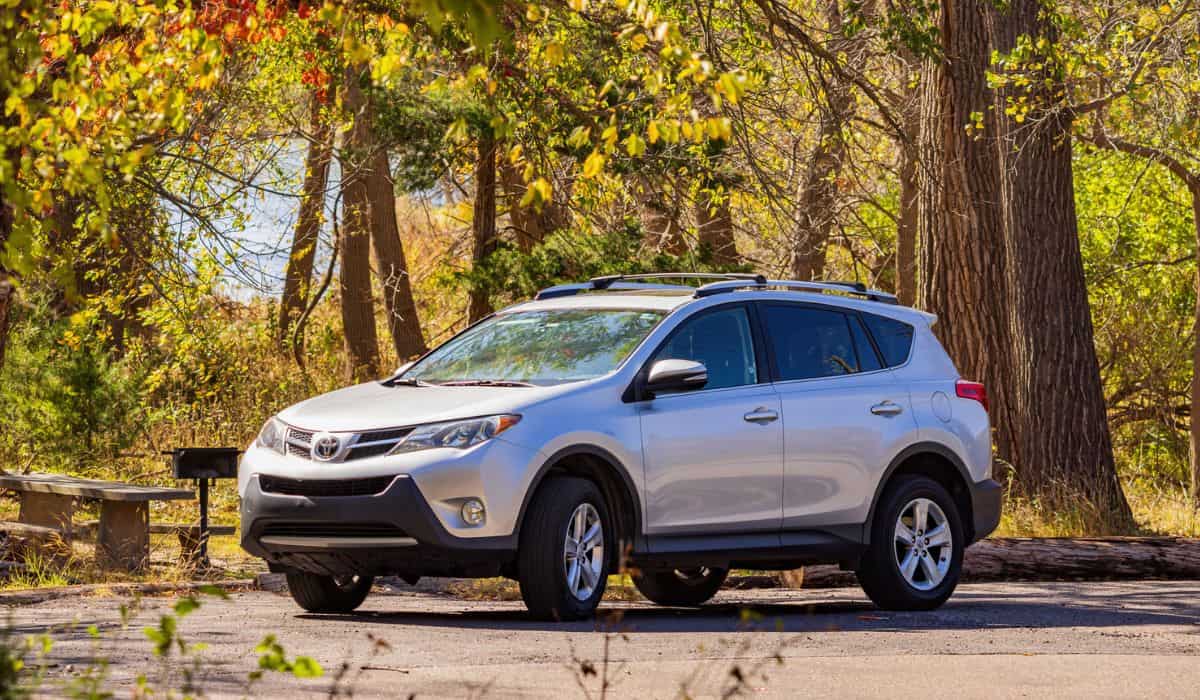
288,428,314,445
282,425,412,462
358,427,413,443
260,522,407,538
259,475,395,497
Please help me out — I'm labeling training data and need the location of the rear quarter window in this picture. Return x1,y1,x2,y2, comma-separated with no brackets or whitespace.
862,313,914,367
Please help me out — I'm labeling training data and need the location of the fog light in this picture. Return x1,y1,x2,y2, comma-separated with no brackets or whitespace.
461,499,486,526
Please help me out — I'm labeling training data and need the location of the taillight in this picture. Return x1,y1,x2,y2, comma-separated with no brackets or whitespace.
956,380,988,412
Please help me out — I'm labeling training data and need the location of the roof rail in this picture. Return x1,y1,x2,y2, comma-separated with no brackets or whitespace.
534,272,766,300
694,279,899,304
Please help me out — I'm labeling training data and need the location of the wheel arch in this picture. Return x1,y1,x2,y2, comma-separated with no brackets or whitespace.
515,445,645,562
864,442,976,544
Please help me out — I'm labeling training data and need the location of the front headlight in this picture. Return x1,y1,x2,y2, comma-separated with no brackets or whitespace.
256,416,286,455
389,415,521,454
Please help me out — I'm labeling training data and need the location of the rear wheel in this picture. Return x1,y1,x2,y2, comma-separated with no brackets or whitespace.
517,476,612,620
285,572,374,613
856,475,963,611
633,567,728,606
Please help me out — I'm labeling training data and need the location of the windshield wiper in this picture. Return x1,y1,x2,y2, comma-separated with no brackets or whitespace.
439,379,537,388
381,376,435,387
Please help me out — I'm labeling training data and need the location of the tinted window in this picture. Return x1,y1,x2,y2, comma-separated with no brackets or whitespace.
849,315,884,372
862,313,914,367
762,305,860,380
652,307,758,390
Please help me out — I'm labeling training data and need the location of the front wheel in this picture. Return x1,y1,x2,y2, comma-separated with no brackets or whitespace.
633,567,728,606
285,572,374,613
517,476,612,620
855,475,964,611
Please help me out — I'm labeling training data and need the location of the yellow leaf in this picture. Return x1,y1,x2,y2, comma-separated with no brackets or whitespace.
545,42,564,66
626,133,646,156
582,151,606,178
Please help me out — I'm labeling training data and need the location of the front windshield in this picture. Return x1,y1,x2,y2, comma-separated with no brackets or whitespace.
404,308,666,386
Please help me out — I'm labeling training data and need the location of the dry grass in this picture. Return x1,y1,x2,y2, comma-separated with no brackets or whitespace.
996,478,1200,538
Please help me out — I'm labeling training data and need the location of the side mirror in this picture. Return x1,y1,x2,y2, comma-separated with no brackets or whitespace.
644,359,708,397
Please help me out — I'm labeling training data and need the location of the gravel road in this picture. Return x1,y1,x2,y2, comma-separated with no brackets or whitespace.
8,580,1200,698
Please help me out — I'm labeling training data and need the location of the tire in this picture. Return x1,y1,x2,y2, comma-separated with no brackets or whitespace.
517,476,612,620
632,567,728,606
856,475,964,611
286,572,374,613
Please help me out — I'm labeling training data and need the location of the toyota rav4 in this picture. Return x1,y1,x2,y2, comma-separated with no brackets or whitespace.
239,273,1001,620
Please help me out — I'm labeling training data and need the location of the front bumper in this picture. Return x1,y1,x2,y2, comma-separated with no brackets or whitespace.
969,478,1003,543
240,474,516,578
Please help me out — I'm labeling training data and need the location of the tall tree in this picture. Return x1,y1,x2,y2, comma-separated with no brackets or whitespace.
278,94,333,351
468,130,498,323
893,49,921,307
339,68,382,382
365,148,427,361
917,0,1020,462
0,193,12,372
990,0,1133,529
789,0,856,281
695,175,739,266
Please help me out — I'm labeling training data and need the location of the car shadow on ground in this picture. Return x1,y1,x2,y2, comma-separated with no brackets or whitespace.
299,583,1200,633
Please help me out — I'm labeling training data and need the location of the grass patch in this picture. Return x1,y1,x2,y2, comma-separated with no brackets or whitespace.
996,478,1200,538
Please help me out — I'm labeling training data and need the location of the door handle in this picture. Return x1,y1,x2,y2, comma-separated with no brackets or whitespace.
744,407,779,424
870,400,904,417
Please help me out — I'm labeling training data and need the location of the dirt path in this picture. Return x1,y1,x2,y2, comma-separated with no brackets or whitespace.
8,580,1200,698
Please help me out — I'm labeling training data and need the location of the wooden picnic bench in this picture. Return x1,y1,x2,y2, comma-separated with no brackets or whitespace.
0,472,193,571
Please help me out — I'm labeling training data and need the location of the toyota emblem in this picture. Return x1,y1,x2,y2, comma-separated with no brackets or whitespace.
311,433,341,461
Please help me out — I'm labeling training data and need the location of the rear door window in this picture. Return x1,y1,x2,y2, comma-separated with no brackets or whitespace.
760,304,862,380
861,313,915,367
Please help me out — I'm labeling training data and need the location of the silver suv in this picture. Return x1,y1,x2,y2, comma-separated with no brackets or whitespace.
239,273,1000,620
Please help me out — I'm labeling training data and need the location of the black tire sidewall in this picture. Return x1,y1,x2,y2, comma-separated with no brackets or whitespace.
286,572,374,613
518,477,613,620
863,476,964,609
633,567,729,606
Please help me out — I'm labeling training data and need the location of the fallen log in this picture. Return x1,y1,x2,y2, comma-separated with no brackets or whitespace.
763,537,1200,589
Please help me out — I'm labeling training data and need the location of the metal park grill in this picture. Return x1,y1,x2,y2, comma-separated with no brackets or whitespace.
164,447,241,565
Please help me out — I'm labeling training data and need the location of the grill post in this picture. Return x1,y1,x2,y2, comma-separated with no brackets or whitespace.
198,477,209,565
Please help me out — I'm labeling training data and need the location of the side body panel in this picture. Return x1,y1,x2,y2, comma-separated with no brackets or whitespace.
638,385,784,534
777,369,919,530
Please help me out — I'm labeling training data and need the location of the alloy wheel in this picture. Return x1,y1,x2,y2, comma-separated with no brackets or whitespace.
893,497,952,591
563,503,605,600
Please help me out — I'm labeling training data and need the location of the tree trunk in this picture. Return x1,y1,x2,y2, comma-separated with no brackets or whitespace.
695,183,738,266
468,131,498,324
1189,186,1200,503
499,160,564,253
790,0,855,281
896,110,919,306
917,0,1019,463
991,0,1133,530
783,537,1200,588
278,95,333,351
366,147,427,361
338,68,382,382
638,177,686,256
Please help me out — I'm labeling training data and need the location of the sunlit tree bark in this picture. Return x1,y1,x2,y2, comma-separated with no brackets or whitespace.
991,0,1134,530
278,94,332,351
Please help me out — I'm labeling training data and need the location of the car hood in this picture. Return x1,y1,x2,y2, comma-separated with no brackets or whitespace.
276,381,557,433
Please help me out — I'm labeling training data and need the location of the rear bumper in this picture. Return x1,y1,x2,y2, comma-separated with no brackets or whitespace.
240,474,516,577
969,478,1003,543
